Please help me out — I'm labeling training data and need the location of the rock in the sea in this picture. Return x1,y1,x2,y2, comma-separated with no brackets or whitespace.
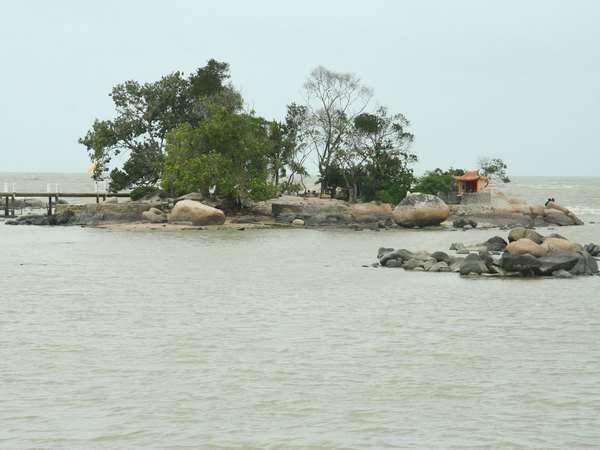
537,252,581,275
584,243,600,257
552,269,575,279
543,203,584,226
392,193,449,228
506,238,547,257
541,237,582,254
500,253,542,274
291,218,305,226
6,214,49,225
402,258,425,271
429,261,451,272
453,217,478,229
484,236,508,252
169,200,226,226
385,259,404,268
5,210,75,226
378,248,414,266
569,251,599,276
508,227,544,244
377,247,395,259
141,207,167,223
431,251,452,264
459,253,488,275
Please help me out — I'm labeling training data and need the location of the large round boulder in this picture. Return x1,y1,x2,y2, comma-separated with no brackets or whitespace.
537,252,582,275
348,202,393,224
169,200,226,226
500,253,542,274
484,236,508,252
541,237,582,254
506,238,547,257
459,253,488,275
392,193,449,228
508,227,544,244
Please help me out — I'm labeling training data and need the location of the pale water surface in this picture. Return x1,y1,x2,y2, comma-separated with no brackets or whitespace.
1,174,600,449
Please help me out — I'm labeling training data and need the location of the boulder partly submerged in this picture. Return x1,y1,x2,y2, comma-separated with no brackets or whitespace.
392,193,449,228
168,200,226,226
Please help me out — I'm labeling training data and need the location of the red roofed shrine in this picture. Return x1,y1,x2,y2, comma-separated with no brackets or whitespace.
453,170,488,198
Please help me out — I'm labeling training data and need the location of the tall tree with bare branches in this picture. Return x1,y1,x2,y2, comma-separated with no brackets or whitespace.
303,66,373,194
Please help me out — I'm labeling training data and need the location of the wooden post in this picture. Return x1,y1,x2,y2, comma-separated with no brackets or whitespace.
48,196,53,216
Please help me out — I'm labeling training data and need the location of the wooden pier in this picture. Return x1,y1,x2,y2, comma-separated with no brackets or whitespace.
2,192,131,217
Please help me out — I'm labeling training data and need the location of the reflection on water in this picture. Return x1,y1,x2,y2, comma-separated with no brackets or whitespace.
1,223,600,448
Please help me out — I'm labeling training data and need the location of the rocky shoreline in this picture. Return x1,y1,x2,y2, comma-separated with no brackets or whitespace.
373,227,600,279
2,192,588,230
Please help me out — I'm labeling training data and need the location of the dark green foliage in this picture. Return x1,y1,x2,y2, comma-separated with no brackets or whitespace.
129,186,160,201
413,168,464,195
331,106,416,203
265,103,309,189
161,106,273,201
79,60,242,191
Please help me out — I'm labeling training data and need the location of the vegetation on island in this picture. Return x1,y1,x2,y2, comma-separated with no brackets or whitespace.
80,59,508,205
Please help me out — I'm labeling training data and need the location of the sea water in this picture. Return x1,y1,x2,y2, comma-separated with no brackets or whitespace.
1,173,600,448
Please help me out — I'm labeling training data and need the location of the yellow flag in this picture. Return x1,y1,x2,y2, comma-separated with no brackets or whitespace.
87,160,97,177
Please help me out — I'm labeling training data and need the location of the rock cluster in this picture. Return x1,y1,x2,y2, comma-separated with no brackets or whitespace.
453,216,478,230
448,201,584,228
585,243,600,257
5,210,75,226
376,226,599,278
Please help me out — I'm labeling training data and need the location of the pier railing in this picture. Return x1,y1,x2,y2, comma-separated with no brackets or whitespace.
2,192,131,217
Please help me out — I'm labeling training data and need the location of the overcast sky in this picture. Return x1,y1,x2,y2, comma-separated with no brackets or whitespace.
1,0,598,175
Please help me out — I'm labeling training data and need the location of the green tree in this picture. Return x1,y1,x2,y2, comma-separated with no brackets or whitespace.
265,103,310,190
413,168,465,195
161,106,275,202
479,157,510,183
79,60,241,191
337,107,416,203
303,66,372,194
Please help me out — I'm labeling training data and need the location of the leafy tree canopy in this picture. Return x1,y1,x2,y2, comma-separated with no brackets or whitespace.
479,157,510,183
79,59,241,191
161,105,277,201
412,168,466,195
